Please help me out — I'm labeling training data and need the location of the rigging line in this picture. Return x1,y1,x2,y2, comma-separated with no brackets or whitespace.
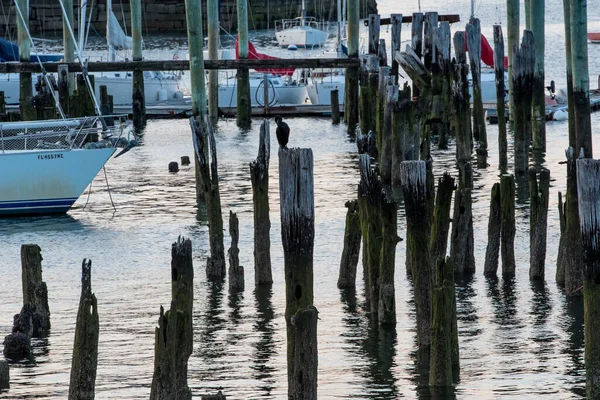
84,0,95,50
83,179,93,210
103,166,117,212
12,0,67,120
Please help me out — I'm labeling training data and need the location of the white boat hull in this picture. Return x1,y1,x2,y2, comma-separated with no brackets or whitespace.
216,75,308,107
307,77,346,105
0,147,116,215
276,26,329,48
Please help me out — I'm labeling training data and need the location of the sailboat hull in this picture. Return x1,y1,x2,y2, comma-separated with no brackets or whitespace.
0,148,116,215
276,26,329,48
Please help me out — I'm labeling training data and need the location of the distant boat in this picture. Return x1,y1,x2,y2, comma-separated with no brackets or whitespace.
275,0,328,48
588,32,600,43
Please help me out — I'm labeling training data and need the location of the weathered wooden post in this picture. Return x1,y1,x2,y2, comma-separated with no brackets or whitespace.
250,120,272,285
466,18,487,160
228,211,244,291
191,116,225,280
368,14,380,55
392,83,416,185
429,173,454,263
207,0,220,121
556,191,566,286
131,0,146,130
376,66,391,160
484,183,501,277
150,237,194,400
506,0,519,120
500,174,516,277
378,39,387,66
411,12,424,98
493,25,508,173
400,160,431,350
338,200,361,289
15,0,35,121
575,159,600,399
429,257,459,386
61,0,74,92
237,0,251,129
202,392,226,400
380,83,398,184
562,0,576,150
330,89,341,124
20,244,50,336
360,55,379,137
279,147,314,397
378,189,398,327
529,168,550,280
390,14,402,83
68,259,99,400
512,31,535,175
292,306,318,399
563,148,585,296
0,360,8,390
344,0,359,131
530,0,545,151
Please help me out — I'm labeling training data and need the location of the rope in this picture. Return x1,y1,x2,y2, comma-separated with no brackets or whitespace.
103,166,117,212
82,180,93,210
12,0,67,120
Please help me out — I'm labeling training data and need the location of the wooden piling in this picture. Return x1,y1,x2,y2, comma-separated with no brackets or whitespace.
390,14,402,82
330,89,341,124
506,0,519,120
344,0,359,131
338,200,361,289
376,66,390,161
0,91,5,117
202,392,226,400
512,31,535,175
368,14,380,55
228,211,244,292
378,39,387,66
16,0,35,121
529,168,550,280
530,0,545,151
500,174,516,277
378,189,398,327
563,148,584,296
20,244,50,337
279,147,314,397
556,191,566,286
207,0,220,121
131,0,146,130
68,259,99,400
0,360,8,390
429,173,454,263
359,55,378,137
466,18,487,159
429,257,459,386
400,160,431,349
423,12,438,70
150,302,179,399
392,83,416,185
380,83,398,184
292,306,318,400
493,25,508,173
191,116,225,280
450,185,476,275
484,183,501,277
184,0,207,117
236,0,251,129
250,120,272,285
574,159,600,399
562,0,576,149
411,12,424,98
61,0,74,92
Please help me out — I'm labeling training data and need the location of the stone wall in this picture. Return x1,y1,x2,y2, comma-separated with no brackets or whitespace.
0,0,377,37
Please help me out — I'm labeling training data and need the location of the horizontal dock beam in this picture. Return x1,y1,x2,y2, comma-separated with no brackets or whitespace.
0,58,360,74
363,14,460,26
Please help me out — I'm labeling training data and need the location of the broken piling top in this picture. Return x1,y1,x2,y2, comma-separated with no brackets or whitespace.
20,244,50,336
278,147,315,256
171,236,194,327
576,159,600,277
400,160,427,198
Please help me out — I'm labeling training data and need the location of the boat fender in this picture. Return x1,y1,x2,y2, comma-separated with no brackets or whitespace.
174,91,184,99
157,89,168,101
288,44,298,51
553,109,568,121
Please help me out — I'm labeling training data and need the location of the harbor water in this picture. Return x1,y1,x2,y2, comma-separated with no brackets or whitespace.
1,0,600,398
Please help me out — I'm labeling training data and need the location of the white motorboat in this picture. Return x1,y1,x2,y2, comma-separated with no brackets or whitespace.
0,116,130,215
217,72,308,108
306,72,345,105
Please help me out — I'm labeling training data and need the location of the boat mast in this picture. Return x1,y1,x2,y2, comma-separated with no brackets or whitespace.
79,0,87,51
107,0,115,61
301,0,306,26
471,0,475,18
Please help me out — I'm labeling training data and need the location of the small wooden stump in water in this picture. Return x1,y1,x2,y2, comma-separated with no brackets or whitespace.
575,159,600,399
201,391,226,400
250,120,272,285
529,168,550,280
68,259,99,400
169,161,179,173
500,174,516,277
20,244,50,337
400,160,431,349
0,359,9,390
181,156,191,166
484,183,501,277
330,89,341,124
228,211,244,292
450,184,476,274
429,257,459,387
292,306,318,400
278,147,315,397
337,200,361,289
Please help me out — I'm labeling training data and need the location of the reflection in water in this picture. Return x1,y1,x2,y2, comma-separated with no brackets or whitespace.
528,281,556,368
514,172,530,206
456,275,480,338
197,281,227,364
227,290,244,347
487,276,522,353
251,285,277,397
339,287,399,399
563,296,585,398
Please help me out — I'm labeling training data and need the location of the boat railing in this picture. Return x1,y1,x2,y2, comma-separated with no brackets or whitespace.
0,116,125,154
275,17,326,32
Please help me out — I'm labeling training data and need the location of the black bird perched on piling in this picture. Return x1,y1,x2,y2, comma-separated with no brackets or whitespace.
275,115,290,148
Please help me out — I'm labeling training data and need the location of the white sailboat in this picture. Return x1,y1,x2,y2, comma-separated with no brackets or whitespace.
275,0,329,48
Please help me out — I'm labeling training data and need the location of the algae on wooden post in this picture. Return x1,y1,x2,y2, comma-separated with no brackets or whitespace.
250,120,272,285
190,116,225,280
278,147,314,397
529,168,550,280
378,189,398,327
292,306,319,400
20,244,50,337
484,182,501,277
228,211,245,291
575,159,600,399
400,160,431,349
500,174,516,277
338,200,361,289
493,25,508,173
68,259,99,400
429,173,454,263
563,148,584,296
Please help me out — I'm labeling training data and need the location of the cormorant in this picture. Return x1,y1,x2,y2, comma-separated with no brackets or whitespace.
274,115,290,148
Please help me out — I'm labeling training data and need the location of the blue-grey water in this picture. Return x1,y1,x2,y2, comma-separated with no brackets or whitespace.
1,0,600,398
